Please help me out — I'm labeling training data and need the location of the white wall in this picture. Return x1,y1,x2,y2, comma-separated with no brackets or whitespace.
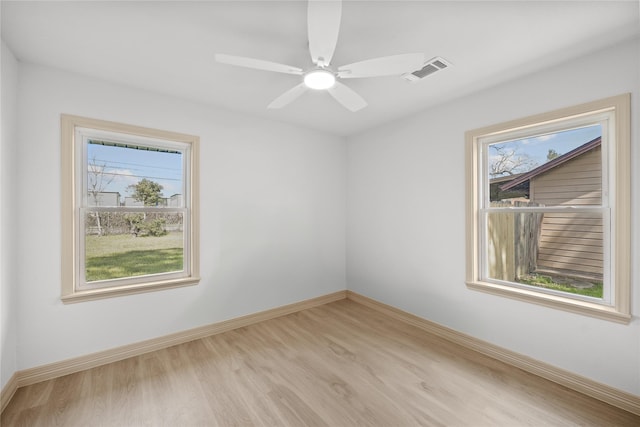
347,38,640,395
14,63,346,370
1,41,19,390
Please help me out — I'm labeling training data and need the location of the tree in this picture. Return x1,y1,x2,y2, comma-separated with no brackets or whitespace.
128,178,164,206
547,149,560,161
127,179,166,236
88,156,115,236
489,145,538,177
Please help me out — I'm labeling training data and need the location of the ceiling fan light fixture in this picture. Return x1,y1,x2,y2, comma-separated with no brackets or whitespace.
216,0,420,111
304,69,336,90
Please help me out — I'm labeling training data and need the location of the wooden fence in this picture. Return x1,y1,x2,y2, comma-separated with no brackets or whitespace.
487,201,542,282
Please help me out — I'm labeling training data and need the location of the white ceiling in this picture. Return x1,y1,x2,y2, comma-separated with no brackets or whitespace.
2,1,639,136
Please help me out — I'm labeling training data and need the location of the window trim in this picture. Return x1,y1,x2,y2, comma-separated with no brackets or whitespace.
465,94,630,323
61,114,200,303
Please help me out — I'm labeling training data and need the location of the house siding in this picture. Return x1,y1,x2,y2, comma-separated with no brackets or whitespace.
532,147,603,278
87,192,121,207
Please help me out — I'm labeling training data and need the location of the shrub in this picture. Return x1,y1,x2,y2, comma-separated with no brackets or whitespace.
139,218,167,237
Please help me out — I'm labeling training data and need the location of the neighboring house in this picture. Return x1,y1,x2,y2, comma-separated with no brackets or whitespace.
500,137,603,279
123,196,143,207
87,191,121,207
120,195,180,207
168,194,182,207
489,173,529,202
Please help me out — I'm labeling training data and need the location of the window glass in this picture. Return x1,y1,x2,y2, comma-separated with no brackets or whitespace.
83,142,186,285
482,125,605,301
86,141,184,207
84,211,184,282
485,211,604,299
486,125,602,207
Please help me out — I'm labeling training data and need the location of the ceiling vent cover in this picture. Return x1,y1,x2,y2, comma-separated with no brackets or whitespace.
402,57,451,82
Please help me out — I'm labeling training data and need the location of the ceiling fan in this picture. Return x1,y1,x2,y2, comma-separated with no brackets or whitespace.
215,0,424,112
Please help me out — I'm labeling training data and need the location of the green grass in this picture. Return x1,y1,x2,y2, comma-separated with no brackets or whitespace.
517,274,603,298
85,232,183,281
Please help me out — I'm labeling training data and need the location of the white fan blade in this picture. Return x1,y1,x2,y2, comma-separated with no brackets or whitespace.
267,83,308,109
308,0,342,66
327,82,367,112
215,54,303,75
337,53,424,78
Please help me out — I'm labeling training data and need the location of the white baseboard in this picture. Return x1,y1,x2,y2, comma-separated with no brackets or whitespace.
1,290,346,412
346,291,640,416
3,289,639,418
0,373,18,413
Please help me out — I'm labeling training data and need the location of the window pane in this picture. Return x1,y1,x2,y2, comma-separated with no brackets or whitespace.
84,211,184,282
87,141,183,207
486,211,603,298
488,125,602,207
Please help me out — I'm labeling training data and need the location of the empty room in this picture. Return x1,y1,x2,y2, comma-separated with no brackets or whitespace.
1,0,639,425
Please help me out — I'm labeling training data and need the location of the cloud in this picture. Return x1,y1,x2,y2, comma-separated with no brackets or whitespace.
535,134,556,142
521,134,557,145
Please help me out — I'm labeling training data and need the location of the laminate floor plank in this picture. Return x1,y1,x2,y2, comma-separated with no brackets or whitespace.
2,299,639,426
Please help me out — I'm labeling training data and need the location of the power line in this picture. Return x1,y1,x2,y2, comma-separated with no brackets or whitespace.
90,158,181,171
90,171,182,182
94,163,182,179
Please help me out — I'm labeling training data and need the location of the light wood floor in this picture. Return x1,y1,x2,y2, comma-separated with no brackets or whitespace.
2,299,639,426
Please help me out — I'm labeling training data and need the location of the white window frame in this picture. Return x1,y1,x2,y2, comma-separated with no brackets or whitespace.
465,94,630,323
61,115,200,303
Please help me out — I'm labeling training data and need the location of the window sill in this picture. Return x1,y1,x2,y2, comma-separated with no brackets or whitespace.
61,277,200,304
466,280,631,324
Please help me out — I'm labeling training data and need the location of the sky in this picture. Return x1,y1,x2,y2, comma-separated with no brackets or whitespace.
87,142,183,198
488,124,601,177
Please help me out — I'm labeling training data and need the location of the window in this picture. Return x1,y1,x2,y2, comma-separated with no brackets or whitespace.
61,115,200,302
465,94,630,323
